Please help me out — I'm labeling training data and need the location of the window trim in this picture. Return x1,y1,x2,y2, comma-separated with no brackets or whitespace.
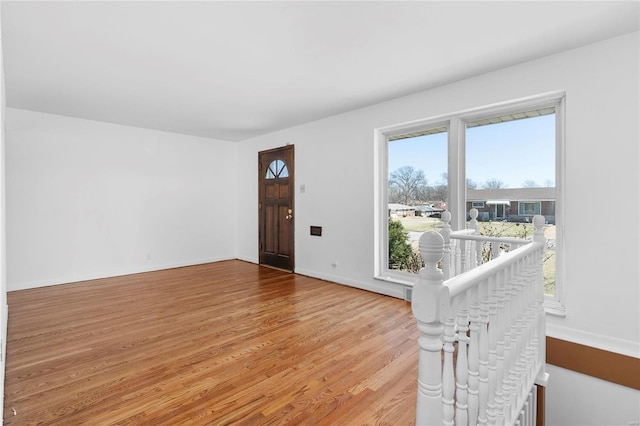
471,201,485,208
374,91,566,315
374,117,451,287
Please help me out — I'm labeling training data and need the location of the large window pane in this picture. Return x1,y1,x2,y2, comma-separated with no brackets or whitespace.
388,131,448,273
466,113,557,296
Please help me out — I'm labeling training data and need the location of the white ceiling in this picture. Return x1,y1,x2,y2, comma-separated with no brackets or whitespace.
2,1,639,142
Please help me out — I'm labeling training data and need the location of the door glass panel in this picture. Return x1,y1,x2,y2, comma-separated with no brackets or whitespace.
266,167,276,179
266,160,288,179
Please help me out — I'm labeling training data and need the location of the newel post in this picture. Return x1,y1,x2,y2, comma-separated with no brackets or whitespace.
469,208,482,269
412,231,450,426
469,208,480,234
532,215,545,246
532,215,550,389
440,211,452,279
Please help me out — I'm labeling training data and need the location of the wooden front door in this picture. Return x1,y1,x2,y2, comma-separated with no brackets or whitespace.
259,146,294,271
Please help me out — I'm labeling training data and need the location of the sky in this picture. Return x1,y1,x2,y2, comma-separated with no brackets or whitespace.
388,114,555,188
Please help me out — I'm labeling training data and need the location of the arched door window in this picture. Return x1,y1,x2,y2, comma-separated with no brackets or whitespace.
265,159,289,179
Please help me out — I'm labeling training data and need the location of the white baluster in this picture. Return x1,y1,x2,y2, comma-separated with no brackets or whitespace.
454,239,461,277
512,260,526,408
468,286,480,426
516,259,532,419
521,257,535,400
530,389,537,426
460,239,468,272
443,316,456,426
455,296,469,426
412,231,449,425
478,280,490,425
494,268,507,425
500,264,515,423
487,273,499,425
510,261,526,422
490,241,500,260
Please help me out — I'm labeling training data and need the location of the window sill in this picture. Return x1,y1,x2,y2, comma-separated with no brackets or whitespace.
374,272,417,287
378,273,566,316
544,298,566,317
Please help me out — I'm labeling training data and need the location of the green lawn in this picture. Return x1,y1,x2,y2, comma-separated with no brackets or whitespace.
395,215,538,237
392,215,443,233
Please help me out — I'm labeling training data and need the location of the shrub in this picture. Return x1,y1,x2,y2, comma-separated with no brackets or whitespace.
388,220,413,271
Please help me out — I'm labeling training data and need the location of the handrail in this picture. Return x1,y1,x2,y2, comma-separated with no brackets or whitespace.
445,240,543,299
450,233,531,246
412,212,547,425
451,228,475,236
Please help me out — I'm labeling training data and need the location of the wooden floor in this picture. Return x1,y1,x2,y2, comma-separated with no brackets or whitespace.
3,260,419,425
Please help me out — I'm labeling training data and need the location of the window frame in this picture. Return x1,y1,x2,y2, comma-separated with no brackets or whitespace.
472,201,485,209
518,201,542,216
374,91,566,315
374,117,451,285
265,159,289,179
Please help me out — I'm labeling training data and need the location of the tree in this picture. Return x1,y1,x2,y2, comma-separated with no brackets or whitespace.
389,166,427,205
483,178,506,189
522,180,538,188
415,184,431,202
466,179,478,190
426,172,448,203
388,220,413,270
430,183,448,204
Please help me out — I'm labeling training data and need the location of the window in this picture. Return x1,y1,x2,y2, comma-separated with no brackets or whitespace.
466,112,558,306
384,124,448,277
265,160,288,179
518,202,542,216
375,92,565,315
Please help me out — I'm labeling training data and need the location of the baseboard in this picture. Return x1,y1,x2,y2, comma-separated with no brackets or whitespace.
294,267,405,299
7,256,236,291
546,336,640,390
236,255,258,264
1,303,7,423
546,322,639,359
233,260,405,299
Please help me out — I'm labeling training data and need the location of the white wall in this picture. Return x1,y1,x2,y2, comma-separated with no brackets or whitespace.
6,109,237,290
236,32,640,422
236,111,400,297
546,364,640,426
0,4,7,421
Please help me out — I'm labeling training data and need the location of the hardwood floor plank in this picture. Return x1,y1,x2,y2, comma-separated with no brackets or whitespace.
4,260,418,425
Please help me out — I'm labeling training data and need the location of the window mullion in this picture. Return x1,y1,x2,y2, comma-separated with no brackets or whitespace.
449,117,465,230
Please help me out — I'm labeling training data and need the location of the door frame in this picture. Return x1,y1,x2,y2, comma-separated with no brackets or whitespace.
258,145,295,271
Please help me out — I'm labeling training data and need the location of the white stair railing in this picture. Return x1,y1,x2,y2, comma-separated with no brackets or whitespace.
412,214,547,425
